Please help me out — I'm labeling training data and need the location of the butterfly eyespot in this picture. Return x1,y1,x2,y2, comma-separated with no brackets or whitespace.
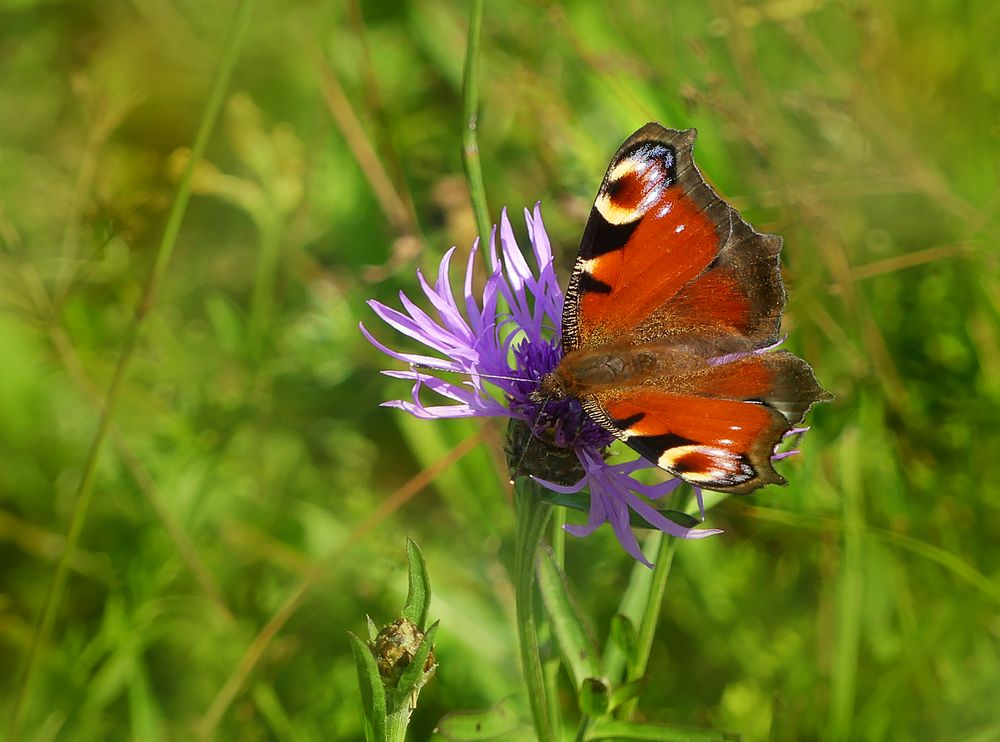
657,445,754,486
594,142,678,226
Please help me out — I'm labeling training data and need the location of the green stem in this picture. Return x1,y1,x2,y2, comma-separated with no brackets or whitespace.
550,505,566,567
544,506,565,735
385,707,411,742
513,478,557,742
618,531,678,721
460,0,491,246
3,2,257,739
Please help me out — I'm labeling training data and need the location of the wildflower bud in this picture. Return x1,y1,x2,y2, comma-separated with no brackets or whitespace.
371,618,436,689
349,541,439,741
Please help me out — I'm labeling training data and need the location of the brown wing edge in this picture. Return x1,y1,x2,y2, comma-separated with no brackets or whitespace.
635,137,787,349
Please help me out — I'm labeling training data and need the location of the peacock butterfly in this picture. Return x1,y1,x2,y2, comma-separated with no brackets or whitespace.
539,123,832,494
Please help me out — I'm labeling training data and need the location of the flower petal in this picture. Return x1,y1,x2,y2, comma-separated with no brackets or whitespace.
359,322,464,372
621,489,723,541
531,475,588,495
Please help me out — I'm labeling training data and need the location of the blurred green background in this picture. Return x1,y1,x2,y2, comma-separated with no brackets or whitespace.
1,0,998,739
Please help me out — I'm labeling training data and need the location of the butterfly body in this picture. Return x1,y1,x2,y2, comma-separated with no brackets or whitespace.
541,343,716,398
546,123,831,495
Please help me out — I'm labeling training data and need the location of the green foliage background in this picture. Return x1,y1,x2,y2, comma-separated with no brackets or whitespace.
1,0,998,739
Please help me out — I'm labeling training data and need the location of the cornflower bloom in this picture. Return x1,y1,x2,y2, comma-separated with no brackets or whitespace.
362,205,726,565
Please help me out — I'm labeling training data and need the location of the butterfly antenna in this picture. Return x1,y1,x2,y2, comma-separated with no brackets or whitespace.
407,361,527,384
508,392,554,485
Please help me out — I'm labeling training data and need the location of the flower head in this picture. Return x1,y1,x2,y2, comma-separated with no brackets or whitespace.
362,205,722,565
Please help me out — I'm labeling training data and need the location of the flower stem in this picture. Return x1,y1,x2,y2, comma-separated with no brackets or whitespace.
513,478,557,742
4,2,256,739
550,505,566,567
544,506,566,732
460,0,491,246
385,707,411,742
618,530,677,721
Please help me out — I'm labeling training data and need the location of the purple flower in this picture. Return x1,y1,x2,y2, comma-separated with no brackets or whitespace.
361,204,721,566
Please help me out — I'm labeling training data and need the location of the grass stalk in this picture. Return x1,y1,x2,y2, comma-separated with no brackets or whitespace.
461,0,491,246
830,430,864,740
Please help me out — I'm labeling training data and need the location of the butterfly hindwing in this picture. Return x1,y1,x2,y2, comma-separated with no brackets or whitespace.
578,350,828,493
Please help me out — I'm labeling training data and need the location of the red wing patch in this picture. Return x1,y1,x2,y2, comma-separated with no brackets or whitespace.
643,217,785,345
578,187,727,341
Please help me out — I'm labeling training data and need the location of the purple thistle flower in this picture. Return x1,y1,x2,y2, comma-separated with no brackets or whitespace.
361,204,724,565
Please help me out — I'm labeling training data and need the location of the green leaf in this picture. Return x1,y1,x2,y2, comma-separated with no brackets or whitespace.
366,615,379,643
603,542,659,683
579,677,610,718
608,677,645,712
536,546,602,692
585,718,737,741
390,621,439,711
609,614,638,675
348,631,387,742
435,697,524,740
402,538,431,629
538,490,699,530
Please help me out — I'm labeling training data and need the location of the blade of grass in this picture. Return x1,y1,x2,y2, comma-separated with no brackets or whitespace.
829,429,864,740
4,1,257,737
311,35,415,239
585,717,736,741
461,0,491,245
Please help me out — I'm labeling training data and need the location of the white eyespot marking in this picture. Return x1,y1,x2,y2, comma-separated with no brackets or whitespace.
595,192,640,225
674,224,686,233
579,258,599,273
656,202,674,218
608,156,646,182
595,153,672,225
657,445,754,485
